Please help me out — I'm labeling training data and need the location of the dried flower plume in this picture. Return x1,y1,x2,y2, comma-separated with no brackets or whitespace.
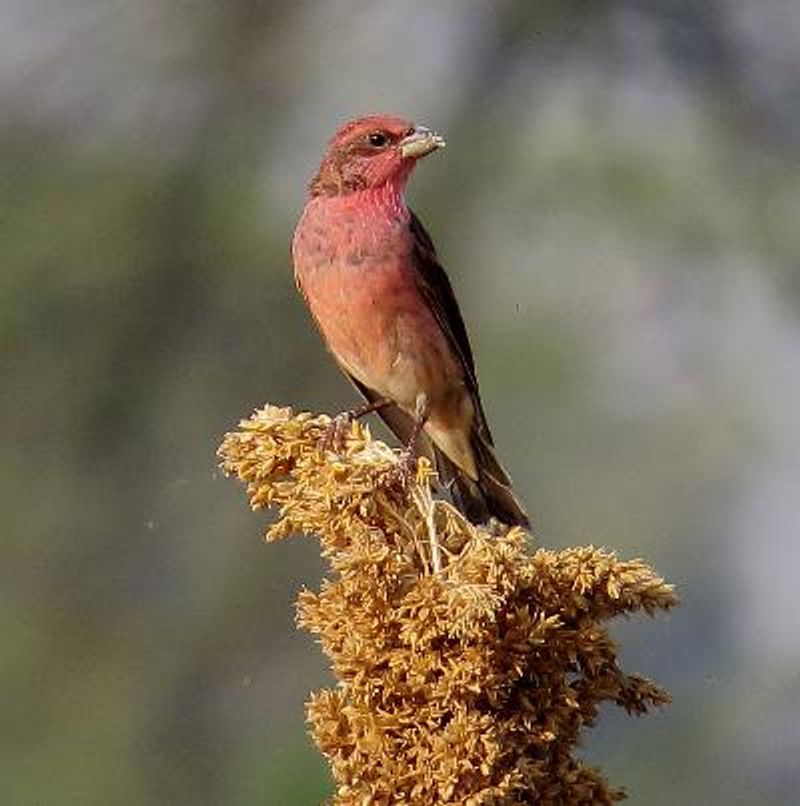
218,405,677,804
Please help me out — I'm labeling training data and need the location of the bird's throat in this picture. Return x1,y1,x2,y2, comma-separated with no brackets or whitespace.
348,182,409,226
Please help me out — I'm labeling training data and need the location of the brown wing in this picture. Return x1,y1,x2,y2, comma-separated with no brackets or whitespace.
408,210,494,444
340,210,529,528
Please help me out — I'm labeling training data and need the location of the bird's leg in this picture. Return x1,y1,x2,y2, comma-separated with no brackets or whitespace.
323,397,391,452
393,393,430,482
351,397,393,420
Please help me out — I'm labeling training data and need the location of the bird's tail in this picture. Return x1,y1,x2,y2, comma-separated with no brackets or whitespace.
434,434,530,530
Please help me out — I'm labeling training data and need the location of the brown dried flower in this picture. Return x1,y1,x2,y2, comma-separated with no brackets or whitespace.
218,405,678,804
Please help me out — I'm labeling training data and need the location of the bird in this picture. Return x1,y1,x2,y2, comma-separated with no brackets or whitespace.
292,114,529,529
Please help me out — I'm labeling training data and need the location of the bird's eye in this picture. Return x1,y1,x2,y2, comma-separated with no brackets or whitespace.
368,131,388,147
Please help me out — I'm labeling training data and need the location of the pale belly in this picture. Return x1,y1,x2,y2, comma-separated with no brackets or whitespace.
303,256,462,412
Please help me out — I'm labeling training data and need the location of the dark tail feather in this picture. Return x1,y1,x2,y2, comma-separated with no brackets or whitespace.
434,438,530,529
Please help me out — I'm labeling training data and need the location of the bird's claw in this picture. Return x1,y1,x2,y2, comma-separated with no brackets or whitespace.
322,411,354,453
386,448,419,489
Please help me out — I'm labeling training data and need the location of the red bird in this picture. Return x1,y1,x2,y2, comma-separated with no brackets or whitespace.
292,114,529,528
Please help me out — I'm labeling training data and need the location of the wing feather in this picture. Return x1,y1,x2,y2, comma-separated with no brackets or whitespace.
408,211,493,444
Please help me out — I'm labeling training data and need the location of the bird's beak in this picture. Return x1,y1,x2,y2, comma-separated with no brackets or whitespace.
399,126,446,159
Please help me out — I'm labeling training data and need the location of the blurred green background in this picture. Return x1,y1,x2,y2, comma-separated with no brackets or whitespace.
2,1,799,804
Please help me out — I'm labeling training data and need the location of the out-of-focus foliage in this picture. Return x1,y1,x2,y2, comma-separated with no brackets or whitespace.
1,2,798,804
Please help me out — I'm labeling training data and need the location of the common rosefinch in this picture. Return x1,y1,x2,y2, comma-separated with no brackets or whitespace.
292,114,529,528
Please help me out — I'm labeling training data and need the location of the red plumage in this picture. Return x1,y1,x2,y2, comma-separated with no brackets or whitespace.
292,114,529,528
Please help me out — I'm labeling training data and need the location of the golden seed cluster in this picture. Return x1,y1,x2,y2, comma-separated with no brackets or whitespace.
219,405,677,804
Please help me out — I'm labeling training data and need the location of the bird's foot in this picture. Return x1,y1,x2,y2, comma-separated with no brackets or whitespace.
321,411,355,453
320,398,391,454
386,448,419,489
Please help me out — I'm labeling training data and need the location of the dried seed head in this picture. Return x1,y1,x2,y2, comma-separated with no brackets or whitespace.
218,405,677,804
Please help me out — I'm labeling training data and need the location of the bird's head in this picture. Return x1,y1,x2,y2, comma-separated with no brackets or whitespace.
310,114,445,197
